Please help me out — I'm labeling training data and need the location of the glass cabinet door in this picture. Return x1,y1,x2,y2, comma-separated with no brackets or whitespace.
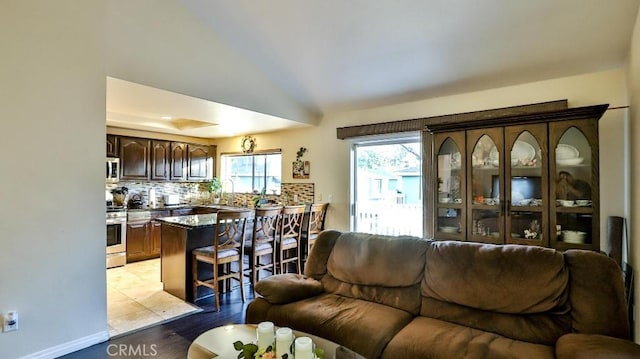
434,132,465,239
467,128,503,244
504,124,549,246
550,120,599,250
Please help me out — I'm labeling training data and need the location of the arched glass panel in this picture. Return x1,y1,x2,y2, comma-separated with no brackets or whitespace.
555,127,592,245
470,135,500,240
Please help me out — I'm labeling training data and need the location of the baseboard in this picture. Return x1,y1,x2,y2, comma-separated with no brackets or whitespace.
21,330,109,359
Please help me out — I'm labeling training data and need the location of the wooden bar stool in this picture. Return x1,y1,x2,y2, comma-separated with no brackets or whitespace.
192,210,253,311
278,205,306,274
244,206,282,291
302,202,329,268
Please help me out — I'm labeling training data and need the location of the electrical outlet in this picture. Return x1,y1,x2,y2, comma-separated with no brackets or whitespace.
327,194,333,203
3,311,18,332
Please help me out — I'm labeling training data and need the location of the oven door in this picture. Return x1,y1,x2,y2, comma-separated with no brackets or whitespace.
106,220,126,254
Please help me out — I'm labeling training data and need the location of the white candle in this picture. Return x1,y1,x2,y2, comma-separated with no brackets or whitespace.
275,327,294,358
295,336,313,359
257,321,275,350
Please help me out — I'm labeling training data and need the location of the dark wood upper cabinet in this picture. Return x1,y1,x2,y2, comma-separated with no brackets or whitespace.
108,134,215,182
120,137,150,180
150,140,170,180
187,144,214,181
171,142,188,181
106,135,119,157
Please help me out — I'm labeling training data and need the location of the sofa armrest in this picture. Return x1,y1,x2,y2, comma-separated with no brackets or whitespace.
556,333,640,359
254,274,323,304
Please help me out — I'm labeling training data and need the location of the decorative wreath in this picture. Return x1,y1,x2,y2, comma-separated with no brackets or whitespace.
241,135,256,153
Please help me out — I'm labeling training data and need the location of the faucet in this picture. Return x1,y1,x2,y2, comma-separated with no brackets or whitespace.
223,177,235,206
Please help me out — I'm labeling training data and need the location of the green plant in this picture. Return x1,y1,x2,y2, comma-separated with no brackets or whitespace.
296,147,307,160
208,177,222,195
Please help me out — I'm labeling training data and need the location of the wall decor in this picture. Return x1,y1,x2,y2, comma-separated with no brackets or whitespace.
241,135,256,153
293,147,309,179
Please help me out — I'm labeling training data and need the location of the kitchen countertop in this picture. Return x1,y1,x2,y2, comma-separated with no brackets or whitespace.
156,214,219,229
126,204,238,212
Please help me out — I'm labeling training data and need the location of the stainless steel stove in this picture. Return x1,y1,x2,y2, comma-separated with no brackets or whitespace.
106,206,127,268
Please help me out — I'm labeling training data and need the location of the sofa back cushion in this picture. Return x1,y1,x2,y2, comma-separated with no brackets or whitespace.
423,241,568,313
563,250,630,339
421,241,571,344
322,232,429,314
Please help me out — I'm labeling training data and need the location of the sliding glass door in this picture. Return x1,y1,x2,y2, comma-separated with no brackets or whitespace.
351,134,423,236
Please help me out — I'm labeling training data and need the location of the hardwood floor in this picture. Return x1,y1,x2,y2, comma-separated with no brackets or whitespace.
61,290,254,359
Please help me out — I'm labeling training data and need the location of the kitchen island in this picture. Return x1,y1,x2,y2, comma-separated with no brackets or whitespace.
157,211,245,302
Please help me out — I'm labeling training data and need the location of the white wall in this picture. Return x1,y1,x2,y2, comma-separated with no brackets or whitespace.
0,1,108,358
626,6,640,342
216,69,629,239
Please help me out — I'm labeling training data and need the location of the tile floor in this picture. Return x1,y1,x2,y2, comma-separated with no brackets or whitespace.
107,258,201,337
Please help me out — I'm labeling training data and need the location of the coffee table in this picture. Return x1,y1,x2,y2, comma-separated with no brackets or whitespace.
188,324,356,359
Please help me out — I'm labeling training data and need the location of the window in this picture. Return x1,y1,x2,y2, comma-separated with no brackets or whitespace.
220,152,282,194
351,134,423,236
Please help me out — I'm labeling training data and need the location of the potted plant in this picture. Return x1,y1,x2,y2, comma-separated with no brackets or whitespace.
208,177,223,204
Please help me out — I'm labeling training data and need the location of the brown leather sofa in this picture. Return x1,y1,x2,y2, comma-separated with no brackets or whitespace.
246,230,640,358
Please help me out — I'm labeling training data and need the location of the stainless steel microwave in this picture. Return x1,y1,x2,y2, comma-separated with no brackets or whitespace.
106,157,120,182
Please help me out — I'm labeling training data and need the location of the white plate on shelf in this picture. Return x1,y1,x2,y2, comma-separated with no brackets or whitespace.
488,141,535,166
556,157,584,166
562,230,586,244
556,144,579,160
511,141,536,163
439,226,458,233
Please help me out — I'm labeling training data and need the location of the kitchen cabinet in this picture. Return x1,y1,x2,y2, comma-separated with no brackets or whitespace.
426,104,607,251
126,222,149,262
120,137,150,180
107,135,118,157
106,134,216,182
187,144,214,181
171,142,188,181
126,210,170,262
151,140,170,180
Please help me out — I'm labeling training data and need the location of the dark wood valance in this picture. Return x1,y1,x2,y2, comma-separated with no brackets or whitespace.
336,100,568,139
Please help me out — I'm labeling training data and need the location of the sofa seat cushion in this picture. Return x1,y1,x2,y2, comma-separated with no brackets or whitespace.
256,293,414,359
381,317,555,359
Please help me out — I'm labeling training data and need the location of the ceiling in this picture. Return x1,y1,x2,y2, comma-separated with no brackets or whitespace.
107,0,640,138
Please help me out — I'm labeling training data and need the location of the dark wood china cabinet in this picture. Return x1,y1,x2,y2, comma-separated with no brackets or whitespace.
426,104,607,251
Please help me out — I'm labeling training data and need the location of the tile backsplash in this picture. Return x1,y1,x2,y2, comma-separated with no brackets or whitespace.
106,182,315,208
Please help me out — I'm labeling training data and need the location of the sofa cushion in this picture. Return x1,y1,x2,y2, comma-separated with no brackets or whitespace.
556,333,640,359
254,274,323,304
563,250,630,339
423,241,568,314
381,316,555,359
320,232,428,314
327,232,429,287
420,297,571,345
256,293,414,359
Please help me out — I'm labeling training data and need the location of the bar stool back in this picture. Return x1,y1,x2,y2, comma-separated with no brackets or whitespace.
192,210,253,311
278,205,306,274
